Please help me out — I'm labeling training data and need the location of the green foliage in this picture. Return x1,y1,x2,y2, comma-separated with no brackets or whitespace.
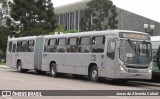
7,0,56,36
54,25,78,34
55,25,65,33
80,0,118,31
0,50,3,57
63,29,78,34
0,26,11,58
0,0,7,8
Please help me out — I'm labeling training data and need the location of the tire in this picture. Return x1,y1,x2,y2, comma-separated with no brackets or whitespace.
17,61,22,72
89,66,99,82
50,63,58,77
17,61,28,73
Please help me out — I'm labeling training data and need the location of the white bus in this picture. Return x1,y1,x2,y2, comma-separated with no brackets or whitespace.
151,36,160,73
6,30,152,82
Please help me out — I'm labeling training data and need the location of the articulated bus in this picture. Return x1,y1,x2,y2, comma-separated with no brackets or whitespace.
151,36,160,73
6,30,152,82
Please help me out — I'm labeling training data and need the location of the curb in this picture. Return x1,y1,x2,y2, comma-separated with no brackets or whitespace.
0,65,10,69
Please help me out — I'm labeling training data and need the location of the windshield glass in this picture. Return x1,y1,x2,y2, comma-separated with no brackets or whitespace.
120,39,152,65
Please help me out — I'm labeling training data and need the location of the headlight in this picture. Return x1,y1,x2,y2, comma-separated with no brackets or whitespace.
119,65,127,72
148,69,152,73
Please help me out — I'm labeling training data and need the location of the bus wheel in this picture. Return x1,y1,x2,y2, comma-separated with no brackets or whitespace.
17,61,28,73
17,61,22,72
50,63,57,77
89,66,99,82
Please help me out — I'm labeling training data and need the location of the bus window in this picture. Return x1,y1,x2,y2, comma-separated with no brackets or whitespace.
17,41,22,52
48,39,57,52
67,38,78,53
12,44,16,53
78,37,91,53
44,39,48,52
92,36,105,53
57,38,66,52
28,40,34,52
22,40,28,52
9,41,12,52
107,40,116,60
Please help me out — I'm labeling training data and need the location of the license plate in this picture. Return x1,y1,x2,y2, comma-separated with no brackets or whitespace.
128,69,139,73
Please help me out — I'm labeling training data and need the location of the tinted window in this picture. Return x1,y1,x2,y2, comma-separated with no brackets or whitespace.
9,41,12,52
57,38,66,52
44,39,48,52
78,37,91,53
28,40,34,52
92,36,105,53
12,44,16,53
68,38,78,53
107,40,116,60
48,39,57,52
21,40,27,52
16,41,22,52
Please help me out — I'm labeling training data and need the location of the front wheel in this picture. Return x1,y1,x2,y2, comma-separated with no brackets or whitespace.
50,63,58,77
89,66,99,82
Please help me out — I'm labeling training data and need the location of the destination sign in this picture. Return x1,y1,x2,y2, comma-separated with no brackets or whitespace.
119,32,149,40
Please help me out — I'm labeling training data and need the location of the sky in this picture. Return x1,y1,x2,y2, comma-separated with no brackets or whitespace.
52,0,160,23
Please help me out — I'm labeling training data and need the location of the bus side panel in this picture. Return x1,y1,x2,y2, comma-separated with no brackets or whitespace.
34,36,44,70
6,41,12,68
66,53,88,75
25,52,35,70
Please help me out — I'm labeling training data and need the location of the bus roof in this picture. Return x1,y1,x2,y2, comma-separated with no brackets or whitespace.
44,30,149,38
8,30,149,40
8,36,37,41
151,36,160,41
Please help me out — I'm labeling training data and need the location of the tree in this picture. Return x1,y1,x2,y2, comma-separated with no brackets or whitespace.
7,0,56,36
50,25,78,34
0,0,8,26
80,0,118,31
0,0,7,8
0,26,11,59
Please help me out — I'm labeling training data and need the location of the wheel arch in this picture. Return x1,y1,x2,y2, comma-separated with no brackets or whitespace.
88,62,98,75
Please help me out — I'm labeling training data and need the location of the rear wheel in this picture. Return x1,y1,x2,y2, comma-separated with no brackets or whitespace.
50,63,58,77
17,61,28,73
17,61,22,72
89,66,99,82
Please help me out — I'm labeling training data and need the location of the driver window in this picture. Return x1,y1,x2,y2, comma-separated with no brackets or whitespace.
107,40,116,60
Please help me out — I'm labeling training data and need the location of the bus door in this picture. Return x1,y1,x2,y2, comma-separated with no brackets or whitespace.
11,42,17,68
106,38,116,78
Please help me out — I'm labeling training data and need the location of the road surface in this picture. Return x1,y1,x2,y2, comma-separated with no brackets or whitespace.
0,67,160,99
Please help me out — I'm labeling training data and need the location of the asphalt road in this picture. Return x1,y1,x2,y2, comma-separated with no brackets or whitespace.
0,67,160,99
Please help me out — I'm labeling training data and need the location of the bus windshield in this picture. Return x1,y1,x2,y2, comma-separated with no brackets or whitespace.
119,39,152,65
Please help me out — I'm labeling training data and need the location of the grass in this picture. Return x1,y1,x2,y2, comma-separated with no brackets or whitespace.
0,62,6,65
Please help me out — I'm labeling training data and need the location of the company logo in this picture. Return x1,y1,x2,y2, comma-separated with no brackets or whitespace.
2,91,11,96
